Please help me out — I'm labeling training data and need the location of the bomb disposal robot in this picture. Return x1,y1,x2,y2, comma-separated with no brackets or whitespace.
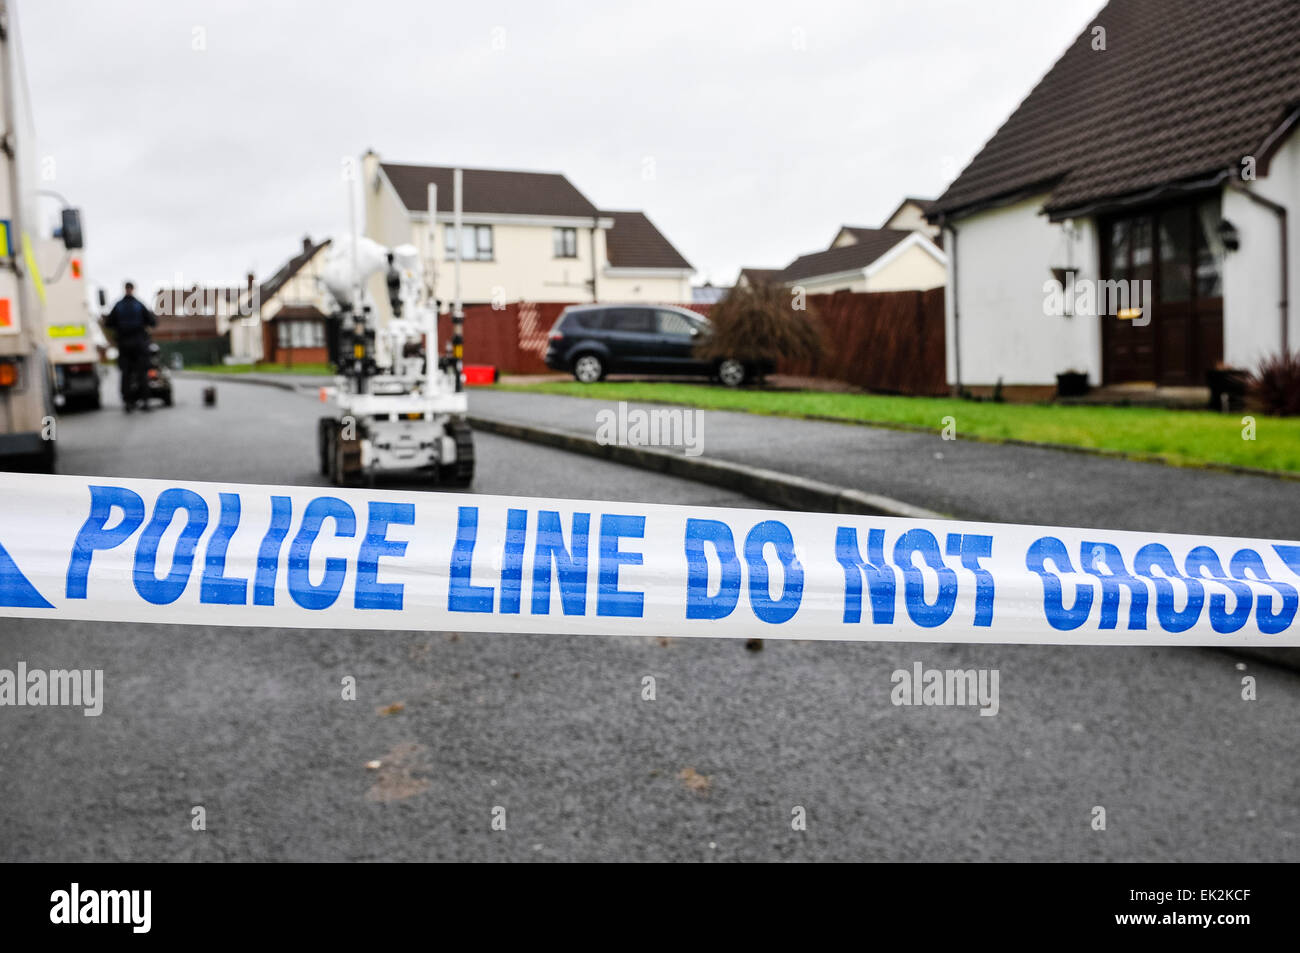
315,236,473,487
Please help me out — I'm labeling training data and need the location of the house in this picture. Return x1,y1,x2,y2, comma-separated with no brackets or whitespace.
361,153,694,317
777,227,946,294
150,282,249,365
736,217,946,294
255,236,333,365
734,267,781,289
880,197,940,241
691,282,729,305
600,208,694,301
927,0,1300,399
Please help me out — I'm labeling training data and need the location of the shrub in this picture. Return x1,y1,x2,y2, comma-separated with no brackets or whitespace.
1248,350,1300,416
696,282,824,364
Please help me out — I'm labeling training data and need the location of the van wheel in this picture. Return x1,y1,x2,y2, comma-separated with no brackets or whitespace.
572,354,605,383
716,359,747,387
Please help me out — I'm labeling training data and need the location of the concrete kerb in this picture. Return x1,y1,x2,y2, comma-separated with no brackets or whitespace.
466,414,945,520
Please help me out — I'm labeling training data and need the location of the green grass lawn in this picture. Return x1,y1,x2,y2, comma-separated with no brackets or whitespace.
496,379,1300,475
185,362,333,376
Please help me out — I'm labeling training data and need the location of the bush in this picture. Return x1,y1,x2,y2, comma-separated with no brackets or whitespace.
696,282,823,364
1248,350,1300,416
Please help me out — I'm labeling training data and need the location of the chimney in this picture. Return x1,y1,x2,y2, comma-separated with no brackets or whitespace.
302,235,313,255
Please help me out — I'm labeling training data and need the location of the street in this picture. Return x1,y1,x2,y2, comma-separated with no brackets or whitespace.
1,374,1296,862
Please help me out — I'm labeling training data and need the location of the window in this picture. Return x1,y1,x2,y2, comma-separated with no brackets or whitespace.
277,319,325,349
1195,197,1224,298
607,308,653,333
1103,197,1224,305
444,224,493,261
657,309,695,336
1158,211,1192,303
1109,219,1131,282
553,227,577,258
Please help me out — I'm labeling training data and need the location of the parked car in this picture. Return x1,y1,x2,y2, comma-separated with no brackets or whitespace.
543,304,771,386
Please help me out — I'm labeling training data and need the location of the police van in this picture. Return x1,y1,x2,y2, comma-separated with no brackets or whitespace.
0,0,86,470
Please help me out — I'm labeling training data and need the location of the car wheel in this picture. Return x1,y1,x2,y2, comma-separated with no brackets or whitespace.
716,358,747,387
573,354,605,384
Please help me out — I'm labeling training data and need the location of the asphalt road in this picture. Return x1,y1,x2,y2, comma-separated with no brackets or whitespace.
1,374,1297,861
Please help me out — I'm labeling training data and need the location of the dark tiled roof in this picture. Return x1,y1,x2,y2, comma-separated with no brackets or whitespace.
777,228,914,282
601,209,692,270
738,267,782,285
260,238,330,303
380,163,600,218
836,225,881,242
931,0,1300,220
268,304,327,322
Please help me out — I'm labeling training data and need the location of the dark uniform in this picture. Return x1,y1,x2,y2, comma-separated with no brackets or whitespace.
104,292,157,408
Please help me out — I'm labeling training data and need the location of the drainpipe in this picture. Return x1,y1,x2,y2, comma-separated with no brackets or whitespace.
590,214,599,303
452,168,464,391
1227,180,1289,354
946,222,961,392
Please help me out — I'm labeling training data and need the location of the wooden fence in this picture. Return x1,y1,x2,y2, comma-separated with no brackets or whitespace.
442,290,946,395
779,288,947,395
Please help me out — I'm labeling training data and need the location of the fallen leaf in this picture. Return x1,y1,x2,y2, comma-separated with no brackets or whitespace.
365,743,431,802
678,767,712,794
376,701,405,717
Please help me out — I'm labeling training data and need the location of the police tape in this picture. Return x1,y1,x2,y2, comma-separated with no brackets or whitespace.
0,472,1297,646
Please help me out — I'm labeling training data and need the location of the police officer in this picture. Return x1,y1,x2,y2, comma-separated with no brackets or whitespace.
104,281,157,412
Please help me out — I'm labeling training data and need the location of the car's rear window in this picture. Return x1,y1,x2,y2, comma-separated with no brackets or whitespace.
606,308,654,332
564,310,604,330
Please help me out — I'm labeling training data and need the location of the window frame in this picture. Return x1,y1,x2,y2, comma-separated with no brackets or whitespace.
655,308,697,337
444,224,494,262
553,227,578,259
606,307,654,333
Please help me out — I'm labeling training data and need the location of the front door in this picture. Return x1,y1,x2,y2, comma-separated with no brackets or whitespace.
1099,196,1224,386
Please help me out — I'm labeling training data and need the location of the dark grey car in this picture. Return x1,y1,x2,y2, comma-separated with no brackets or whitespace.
543,304,769,386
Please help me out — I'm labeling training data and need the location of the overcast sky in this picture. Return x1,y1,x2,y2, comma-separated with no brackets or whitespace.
22,0,1100,295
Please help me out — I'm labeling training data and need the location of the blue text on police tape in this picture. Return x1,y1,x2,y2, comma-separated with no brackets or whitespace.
58,484,1300,634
